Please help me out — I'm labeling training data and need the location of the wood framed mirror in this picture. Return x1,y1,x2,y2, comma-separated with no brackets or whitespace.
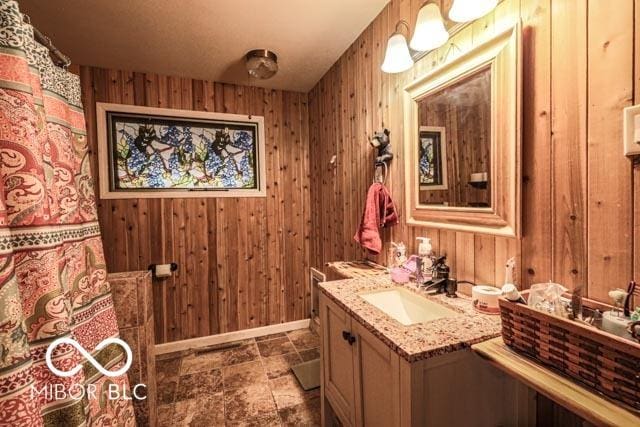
403,25,521,237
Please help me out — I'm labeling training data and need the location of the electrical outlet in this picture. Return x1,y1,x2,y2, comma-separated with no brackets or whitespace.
623,105,640,156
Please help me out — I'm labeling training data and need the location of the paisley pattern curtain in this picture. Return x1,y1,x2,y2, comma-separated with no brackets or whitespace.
0,1,135,425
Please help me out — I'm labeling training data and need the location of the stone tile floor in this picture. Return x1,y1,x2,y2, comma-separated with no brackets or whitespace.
156,328,321,426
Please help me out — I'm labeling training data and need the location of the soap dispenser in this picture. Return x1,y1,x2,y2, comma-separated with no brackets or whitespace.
415,237,434,284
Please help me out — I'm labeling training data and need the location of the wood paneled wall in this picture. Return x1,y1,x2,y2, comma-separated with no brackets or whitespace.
79,67,310,344
309,0,640,302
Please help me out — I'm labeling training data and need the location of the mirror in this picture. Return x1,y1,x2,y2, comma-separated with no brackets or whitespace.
417,66,491,208
403,26,521,237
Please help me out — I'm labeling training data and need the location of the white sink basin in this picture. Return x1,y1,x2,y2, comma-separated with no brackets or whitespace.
359,287,457,326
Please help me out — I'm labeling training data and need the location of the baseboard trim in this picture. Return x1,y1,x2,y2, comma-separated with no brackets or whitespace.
154,319,311,355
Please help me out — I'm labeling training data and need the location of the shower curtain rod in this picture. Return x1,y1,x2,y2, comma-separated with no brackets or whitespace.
22,14,71,68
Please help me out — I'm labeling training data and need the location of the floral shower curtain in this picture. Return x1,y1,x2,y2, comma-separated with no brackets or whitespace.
0,1,135,425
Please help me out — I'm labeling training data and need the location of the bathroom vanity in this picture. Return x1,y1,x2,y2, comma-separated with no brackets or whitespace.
319,276,531,427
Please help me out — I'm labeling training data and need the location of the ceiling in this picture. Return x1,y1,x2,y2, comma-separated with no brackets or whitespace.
18,0,390,92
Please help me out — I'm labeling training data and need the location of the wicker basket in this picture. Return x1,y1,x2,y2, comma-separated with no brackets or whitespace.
499,291,640,411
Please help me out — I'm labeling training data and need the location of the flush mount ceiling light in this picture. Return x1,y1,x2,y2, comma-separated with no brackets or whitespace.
449,0,498,23
245,49,278,80
410,3,449,52
381,21,414,74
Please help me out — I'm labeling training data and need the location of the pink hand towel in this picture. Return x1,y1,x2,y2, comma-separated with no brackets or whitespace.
354,182,399,254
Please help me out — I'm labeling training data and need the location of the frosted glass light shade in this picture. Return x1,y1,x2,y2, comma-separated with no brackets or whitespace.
449,0,498,23
381,33,414,73
410,3,449,51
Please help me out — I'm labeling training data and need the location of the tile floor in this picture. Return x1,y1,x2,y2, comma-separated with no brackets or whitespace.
156,328,321,426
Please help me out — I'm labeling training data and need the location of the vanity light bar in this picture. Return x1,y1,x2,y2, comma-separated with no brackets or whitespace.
381,0,498,74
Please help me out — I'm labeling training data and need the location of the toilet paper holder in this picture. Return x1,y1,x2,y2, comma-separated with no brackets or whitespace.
148,263,178,279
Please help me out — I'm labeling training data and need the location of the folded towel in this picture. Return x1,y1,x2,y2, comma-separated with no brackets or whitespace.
353,182,399,254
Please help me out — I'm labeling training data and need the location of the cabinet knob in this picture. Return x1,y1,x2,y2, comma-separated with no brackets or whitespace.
342,330,356,345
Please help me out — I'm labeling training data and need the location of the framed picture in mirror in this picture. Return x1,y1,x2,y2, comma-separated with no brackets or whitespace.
418,126,447,190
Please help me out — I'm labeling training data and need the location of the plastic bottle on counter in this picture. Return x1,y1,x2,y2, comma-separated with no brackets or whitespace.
415,237,434,284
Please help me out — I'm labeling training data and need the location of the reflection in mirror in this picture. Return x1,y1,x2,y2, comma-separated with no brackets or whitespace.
416,66,491,208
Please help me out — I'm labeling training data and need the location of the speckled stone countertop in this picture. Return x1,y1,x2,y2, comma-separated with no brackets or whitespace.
319,275,502,363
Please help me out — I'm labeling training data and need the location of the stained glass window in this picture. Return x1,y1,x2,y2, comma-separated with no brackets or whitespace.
106,112,261,194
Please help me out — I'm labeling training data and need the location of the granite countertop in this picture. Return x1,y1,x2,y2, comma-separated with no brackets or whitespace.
319,275,502,363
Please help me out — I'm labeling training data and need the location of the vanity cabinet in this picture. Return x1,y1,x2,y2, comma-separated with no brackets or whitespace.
320,293,401,427
351,318,401,427
320,291,533,427
321,293,357,424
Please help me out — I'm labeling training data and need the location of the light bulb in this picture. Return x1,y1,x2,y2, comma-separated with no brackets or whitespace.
449,0,498,23
410,3,449,52
381,33,414,74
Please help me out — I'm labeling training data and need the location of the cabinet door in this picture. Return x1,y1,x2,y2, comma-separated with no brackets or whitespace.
352,320,401,427
320,294,356,425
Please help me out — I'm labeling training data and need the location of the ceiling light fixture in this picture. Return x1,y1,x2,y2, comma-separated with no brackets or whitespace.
410,3,449,52
245,49,278,80
381,21,414,74
449,0,498,23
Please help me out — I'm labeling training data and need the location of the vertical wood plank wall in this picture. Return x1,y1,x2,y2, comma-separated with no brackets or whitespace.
309,0,639,301
79,67,311,344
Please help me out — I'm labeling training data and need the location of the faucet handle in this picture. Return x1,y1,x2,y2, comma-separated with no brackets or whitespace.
432,256,450,280
434,255,447,266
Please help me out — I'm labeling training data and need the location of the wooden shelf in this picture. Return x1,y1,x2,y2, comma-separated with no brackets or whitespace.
472,337,640,427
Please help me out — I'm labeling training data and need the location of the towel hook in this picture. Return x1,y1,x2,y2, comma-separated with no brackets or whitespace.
374,162,388,184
